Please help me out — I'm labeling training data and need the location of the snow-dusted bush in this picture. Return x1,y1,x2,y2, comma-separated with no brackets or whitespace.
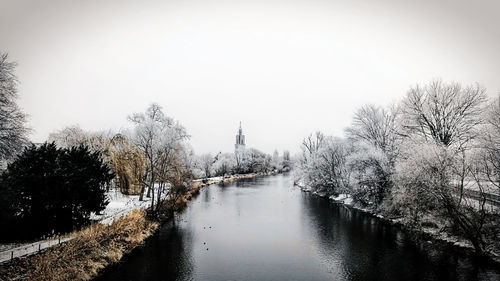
213,153,236,176
298,136,350,196
347,141,393,208
392,142,447,223
193,153,215,178
392,141,498,255
475,96,500,189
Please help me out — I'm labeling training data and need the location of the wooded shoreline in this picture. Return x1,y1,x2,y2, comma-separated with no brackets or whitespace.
296,184,500,266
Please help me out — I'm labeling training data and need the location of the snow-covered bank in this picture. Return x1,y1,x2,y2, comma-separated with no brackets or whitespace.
294,182,500,264
90,187,167,225
193,176,223,182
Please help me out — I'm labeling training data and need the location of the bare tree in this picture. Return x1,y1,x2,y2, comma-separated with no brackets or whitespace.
299,136,350,196
234,148,250,174
213,153,236,177
48,125,89,148
346,104,401,159
394,143,497,255
347,143,392,207
344,104,400,207
401,80,487,148
199,153,214,178
0,53,29,161
300,131,325,168
154,128,190,211
301,131,325,155
281,150,291,171
478,95,500,189
271,149,281,171
128,103,189,204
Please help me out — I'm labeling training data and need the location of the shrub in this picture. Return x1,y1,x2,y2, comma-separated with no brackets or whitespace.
0,142,114,241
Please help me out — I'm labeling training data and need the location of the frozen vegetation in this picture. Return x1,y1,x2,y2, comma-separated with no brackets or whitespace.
294,80,500,259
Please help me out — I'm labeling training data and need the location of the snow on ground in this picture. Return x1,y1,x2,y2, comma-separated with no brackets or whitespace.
90,187,167,225
454,180,498,193
0,186,167,263
193,176,223,182
329,193,353,205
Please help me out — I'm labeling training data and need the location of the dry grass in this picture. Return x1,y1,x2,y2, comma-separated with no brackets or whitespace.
0,209,158,281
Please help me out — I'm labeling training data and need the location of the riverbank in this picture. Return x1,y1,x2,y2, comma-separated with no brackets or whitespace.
0,172,271,281
294,182,500,265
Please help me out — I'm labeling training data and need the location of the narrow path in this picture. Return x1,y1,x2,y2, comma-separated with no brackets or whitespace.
0,237,73,263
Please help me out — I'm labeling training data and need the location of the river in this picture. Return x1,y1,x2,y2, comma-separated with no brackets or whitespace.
96,174,500,281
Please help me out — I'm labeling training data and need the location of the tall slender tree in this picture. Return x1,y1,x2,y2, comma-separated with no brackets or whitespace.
0,53,29,161
128,103,190,209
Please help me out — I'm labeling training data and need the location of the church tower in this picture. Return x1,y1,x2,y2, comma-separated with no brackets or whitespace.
235,122,246,151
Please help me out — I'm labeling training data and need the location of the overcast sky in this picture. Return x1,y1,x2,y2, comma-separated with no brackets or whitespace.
1,0,499,154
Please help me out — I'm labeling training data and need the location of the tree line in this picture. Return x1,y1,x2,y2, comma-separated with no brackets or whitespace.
295,80,499,256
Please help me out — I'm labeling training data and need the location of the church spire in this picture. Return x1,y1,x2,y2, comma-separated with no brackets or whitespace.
235,121,246,151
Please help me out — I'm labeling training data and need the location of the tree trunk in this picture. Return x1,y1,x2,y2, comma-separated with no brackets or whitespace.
151,183,155,213
139,184,145,201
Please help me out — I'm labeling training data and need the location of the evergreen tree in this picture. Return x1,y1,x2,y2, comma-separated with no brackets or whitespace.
0,142,113,241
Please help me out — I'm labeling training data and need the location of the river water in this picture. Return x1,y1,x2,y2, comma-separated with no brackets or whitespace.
96,174,500,281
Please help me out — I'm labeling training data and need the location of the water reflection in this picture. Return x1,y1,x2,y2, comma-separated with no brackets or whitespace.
300,190,498,281
95,219,195,281
97,174,500,281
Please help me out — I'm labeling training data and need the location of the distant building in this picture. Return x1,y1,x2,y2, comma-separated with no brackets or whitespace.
235,122,246,151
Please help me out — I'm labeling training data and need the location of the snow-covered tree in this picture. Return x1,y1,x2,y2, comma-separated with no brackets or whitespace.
347,141,393,207
344,104,401,208
0,53,29,161
298,135,350,196
400,80,487,148
476,95,500,189
271,150,282,171
49,125,91,148
213,153,236,177
393,142,497,255
49,126,146,195
234,148,251,173
281,150,291,172
346,104,401,160
48,125,114,153
128,103,190,207
246,148,271,173
199,153,215,178
301,132,325,159
392,142,444,223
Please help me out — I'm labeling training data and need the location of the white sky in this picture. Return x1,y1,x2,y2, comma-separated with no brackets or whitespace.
1,0,499,154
